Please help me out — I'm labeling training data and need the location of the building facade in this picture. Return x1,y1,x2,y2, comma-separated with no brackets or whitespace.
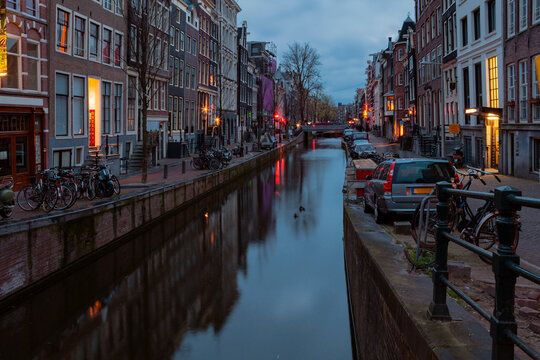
237,20,249,143
456,0,503,169
501,0,540,178
216,0,240,144
416,0,443,137
0,0,48,189
442,0,459,157
49,0,134,169
168,1,186,149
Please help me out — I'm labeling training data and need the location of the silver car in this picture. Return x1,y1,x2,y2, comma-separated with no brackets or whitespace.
363,158,455,223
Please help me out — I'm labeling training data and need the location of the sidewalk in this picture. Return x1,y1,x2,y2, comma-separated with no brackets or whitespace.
5,140,269,223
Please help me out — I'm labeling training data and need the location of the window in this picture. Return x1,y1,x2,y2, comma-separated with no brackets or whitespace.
6,0,18,10
398,73,403,86
192,39,196,55
533,139,540,172
461,17,468,46
160,82,166,110
56,73,69,136
474,62,483,107
487,0,496,33
172,57,177,85
89,22,100,61
473,9,481,40
53,150,72,169
169,96,174,130
507,64,515,101
519,0,527,31
115,0,122,15
102,82,111,134
73,76,85,135
185,65,190,88
535,0,540,23
178,97,183,130
104,0,112,11
180,32,185,51
74,16,85,57
431,13,436,39
533,57,540,121
57,9,70,53
191,67,196,89
27,42,39,91
175,29,180,51
6,37,20,89
114,32,122,66
153,82,158,109
519,60,527,121
463,67,471,124
180,60,184,88
114,84,122,133
26,0,37,16
507,64,516,121
128,76,136,132
508,0,516,37
488,56,499,107
129,26,137,61
103,28,112,64
426,19,430,44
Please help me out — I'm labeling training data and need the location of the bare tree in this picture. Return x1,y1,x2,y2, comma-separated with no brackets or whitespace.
125,0,169,183
282,42,322,124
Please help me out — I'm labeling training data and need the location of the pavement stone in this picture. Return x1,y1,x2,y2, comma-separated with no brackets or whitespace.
518,307,540,318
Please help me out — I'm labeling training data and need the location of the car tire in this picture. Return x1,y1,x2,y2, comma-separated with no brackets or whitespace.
374,198,386,224
363,194,373,213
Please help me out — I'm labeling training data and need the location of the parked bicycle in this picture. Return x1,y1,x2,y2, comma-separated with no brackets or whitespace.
17,170,59,212
191,149,222,170
406,166,520,268
0,170,15,219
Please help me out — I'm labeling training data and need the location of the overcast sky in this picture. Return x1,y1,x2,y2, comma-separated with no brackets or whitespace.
239,0,415,105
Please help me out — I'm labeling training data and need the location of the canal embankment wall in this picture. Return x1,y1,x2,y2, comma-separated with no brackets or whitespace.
343,205,492,359
0,135,304,305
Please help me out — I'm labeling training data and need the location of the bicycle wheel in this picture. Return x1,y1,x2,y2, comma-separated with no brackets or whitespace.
192,157,203,170
41,187,58,212
475,213,519,261
209,158,221,170
111,175,121,195
410,202,437,249
403,247,436,270
54,184,75,210
84,178,96,200
17,186,39,211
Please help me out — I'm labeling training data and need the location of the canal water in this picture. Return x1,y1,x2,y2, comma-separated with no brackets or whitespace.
0,138,352,360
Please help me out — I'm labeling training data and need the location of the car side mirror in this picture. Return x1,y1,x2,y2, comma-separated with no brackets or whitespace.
366,175,371,180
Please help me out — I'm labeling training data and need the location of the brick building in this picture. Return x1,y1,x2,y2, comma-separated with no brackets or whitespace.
416,0,443,138
501,0,540,179
49,0,133,169
0,0,48,189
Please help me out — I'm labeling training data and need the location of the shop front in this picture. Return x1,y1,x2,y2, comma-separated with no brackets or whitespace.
0,108,45,190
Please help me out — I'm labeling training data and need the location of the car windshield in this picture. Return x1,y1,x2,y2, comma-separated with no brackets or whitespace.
351,132,368,140
393,162,454,184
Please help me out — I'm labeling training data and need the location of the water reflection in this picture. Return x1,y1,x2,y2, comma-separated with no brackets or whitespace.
0,138,351,360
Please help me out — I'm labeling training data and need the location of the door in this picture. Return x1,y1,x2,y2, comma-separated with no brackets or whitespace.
0,138,11,177
0,135,29,187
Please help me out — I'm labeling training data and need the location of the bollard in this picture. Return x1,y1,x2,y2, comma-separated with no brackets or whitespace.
491,186,521,359
427,181,452,320
182,160,186,174
164,164,168,179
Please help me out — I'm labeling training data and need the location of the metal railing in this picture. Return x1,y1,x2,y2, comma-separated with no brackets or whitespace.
429,182,540,359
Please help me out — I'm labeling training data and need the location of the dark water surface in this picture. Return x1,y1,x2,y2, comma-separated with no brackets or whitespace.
0,138,352,360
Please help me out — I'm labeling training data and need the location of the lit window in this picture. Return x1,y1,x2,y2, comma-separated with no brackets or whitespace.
488,56,498,108
56,9,70,53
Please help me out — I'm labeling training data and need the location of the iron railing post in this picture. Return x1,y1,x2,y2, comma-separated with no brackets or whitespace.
491,186,521,360
428,181,452,320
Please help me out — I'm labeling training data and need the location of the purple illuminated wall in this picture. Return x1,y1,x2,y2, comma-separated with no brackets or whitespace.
261,75,274,113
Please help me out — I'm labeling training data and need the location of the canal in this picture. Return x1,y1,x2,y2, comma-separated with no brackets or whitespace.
0,138,352,360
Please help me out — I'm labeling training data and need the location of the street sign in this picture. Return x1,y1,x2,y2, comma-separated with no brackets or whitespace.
449,124,460,134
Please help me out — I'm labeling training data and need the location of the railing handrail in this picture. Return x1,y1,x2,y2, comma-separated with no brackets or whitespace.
428,181,540,359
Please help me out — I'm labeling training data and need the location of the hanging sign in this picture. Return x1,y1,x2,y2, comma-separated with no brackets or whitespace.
0,0,6,77
449,124,460,134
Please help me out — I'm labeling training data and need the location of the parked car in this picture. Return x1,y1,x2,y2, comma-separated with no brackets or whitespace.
351,143,376,158
343,129,353,140
346,131,369,147
363,158,456,223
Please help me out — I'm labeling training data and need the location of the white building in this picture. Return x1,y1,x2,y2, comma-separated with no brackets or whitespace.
456,0,503,169
216,0,241,144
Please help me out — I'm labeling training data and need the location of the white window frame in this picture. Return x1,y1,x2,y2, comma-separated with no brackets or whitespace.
113,82,123,134
535,0,540,25
103,0,113,13
508,0,516,37
519,0,528,32
55,71,71,138
102,25,113,66
160,82,166,110
25,39,41,92
56,5,72,55
115,0,123,15
519,60,528,121
75,146,85,166
72,74,86,136
5,35,21,90
89,21,101,63
73,13,87,59
26,0,38,17
153,81,159,109
114,30,124,68
507,63,515,101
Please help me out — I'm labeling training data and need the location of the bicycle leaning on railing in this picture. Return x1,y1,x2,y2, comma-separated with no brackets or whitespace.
406,166,520,268
428,182,540,359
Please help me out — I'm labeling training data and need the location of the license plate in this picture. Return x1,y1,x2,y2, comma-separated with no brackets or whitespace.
412,187,433,194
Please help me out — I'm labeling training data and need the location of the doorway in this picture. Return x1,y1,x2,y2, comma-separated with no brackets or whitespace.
88,78,101,149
